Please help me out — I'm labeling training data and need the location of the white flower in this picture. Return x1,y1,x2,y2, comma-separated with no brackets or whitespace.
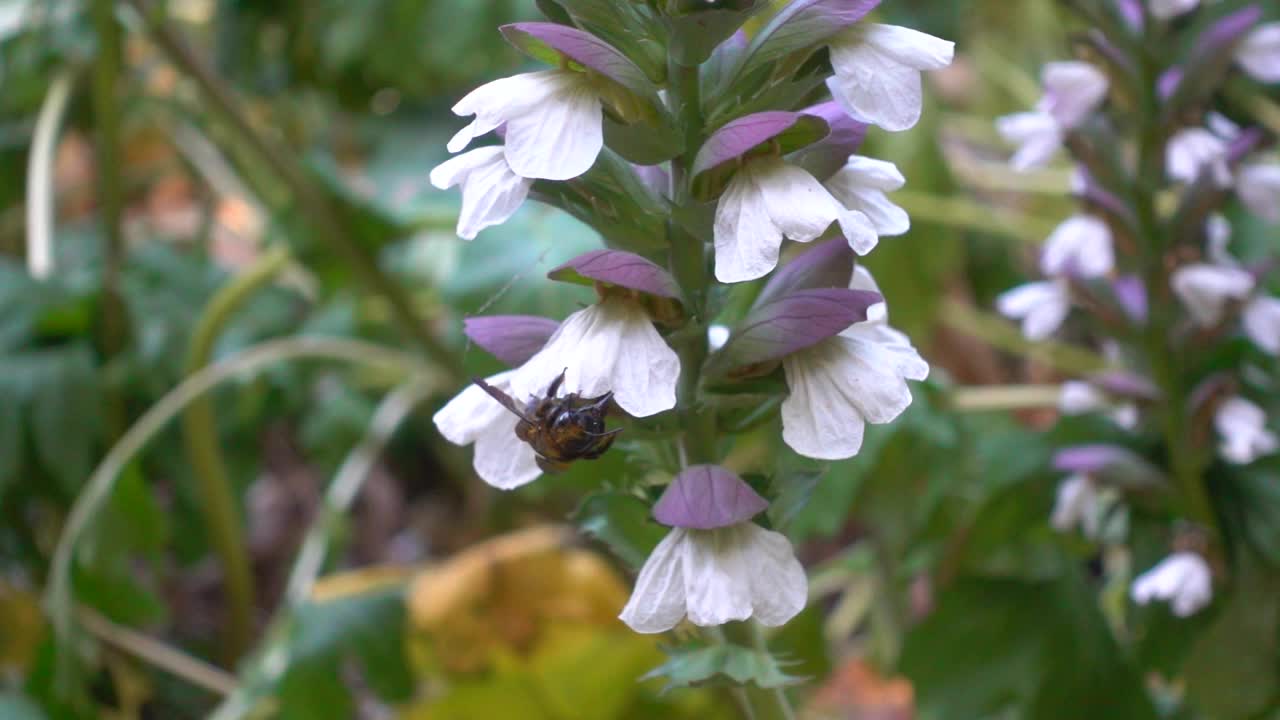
713,156,876,283
447,69,603,181
618,522,807,633
707,324,731,351
1059,380,1139,430
1243,296,1280,355
511,296,679,418
1166,127,1232,187
824,156,911,237
1051,473,1101,537
429,147,533,240
432,370,541,489
780,267,928,460
1171,263,1255,326
1038,61,1110,129
1237,22,1280,83
1149,0,1199,20
825,23,955,132
1040,215,1114,278
1237,162,1280,222
997,280,1071,340
1131,552,1213,617
1215,396,1279,465
997,111,1063,171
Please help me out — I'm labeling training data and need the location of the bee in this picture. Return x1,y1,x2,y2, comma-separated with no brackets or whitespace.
472,370,622,473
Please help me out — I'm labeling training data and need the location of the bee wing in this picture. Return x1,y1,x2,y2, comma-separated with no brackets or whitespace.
471,377,535,423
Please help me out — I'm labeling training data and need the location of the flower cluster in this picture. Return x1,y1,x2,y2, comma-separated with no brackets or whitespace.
430,1,950,635
994,0,1280,619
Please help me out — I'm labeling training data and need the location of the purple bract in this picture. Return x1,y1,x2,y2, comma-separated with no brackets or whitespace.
653,464,769,529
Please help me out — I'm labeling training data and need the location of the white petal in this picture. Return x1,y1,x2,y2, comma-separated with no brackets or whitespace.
1244,296,1280,355
619,529,689,634
714,168,784,283
1170,264,1255,326
503,75,603,181
511,298,679,418
1059,380,1106,415
472,418,542,489
1237,23,1280,83
825,156,910,237
1050,474,1094,533
1040,215,1114,278
682,527,754,626
432,370,519,446
1038,61,1109,129
707,324,731,352
835,156,907,192
1206,214,1235,265
1216,396,1279,465
740,524,808,627
1131,552,1212,617
837,208,880,255
996,112,1063,171
755,158,842,243
996,281,1070,340
429,147,533,240
1237,163,1280,223
1110,403,1140,431
849,265,888,324
1166,128,1231,186
1149,0,1200,20
781,326,928,460
827,24,954,132
447,72,564,153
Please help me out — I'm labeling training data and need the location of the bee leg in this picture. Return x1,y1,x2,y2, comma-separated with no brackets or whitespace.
546,368,568,397
535,454,571,474
582,428,623,459
583,391,614,412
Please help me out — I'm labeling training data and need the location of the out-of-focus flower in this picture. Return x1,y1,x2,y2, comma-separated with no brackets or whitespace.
1051,473,1101,537
447,69,603,181
429,147,533,240
1166,126,1233,187
707,324,731,352
512,295,680,418
1131,552,1213,617
1059,380,1139,430
1150,0,1200,20
997,111,1062,171
1040,214,1115,278
781,266,928,460
824,156,911,237
1171,262,1255,326
1237,161,1280,222
1215,396,1279,465
997,280,1071,340
997,62,1108,171
620,466,806,633
825,23,955,132
1237,22,1280,83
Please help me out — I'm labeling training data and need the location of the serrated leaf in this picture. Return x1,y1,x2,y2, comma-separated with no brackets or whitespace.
574,492,666,569
642,643,805,692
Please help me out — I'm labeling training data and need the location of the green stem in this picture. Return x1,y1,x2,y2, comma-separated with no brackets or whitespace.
126,0,462,381
91,0,127,438
181,246,291,663
750,622,797,720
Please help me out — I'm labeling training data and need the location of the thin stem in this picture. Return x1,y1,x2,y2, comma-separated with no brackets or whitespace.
125,0,463,380
950,384,1063,412
78,607,237,697
45,337,434,691
181,246,292,663
750,622,797,720
26,68,75,279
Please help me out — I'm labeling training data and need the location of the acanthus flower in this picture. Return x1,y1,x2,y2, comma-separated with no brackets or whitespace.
429,147,533,240
1131,551,1213,617
1050,473,1102,537
1215,396,1279,465
998,61,1109,171
825,23,956,132
997,279,1072,341
1171,222,1280,355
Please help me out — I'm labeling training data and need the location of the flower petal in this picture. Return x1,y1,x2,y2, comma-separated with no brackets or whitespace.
1150,0,1199,20
996,112,1063,171
502,73,603,180
449,72,566,153
1237,163,1280,223
682,527,754,627
825,156,910,236
619,529,689,634
548,249,681,299
828,24,954,132
1166,127,1231,186
755,158,842,243
1040,215,1114,278
996,281,1070,340
463,315,560,367
1236,22,1280,83
1216,396,1279,465
430,147,533,239
741,524,808,626
1244,296,1280,355
1131,552,1212,617
1038,61,1109,129
473,417,542,489
1171,263,1255,326
432,370,519,446
714,170,783,283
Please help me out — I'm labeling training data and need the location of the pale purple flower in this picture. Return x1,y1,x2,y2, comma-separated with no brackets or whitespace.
780,266,929,460
996,61,1108,171
1237,23,1280,83
429,147,533,240
1040,215,1114,279
825,23,955,132
1166,126,1232,187
997,112,1063,171
1131,552,1213,617
511,296,680,418
1215,396,1279,465
1171,263,1255,326
997,280,1071,340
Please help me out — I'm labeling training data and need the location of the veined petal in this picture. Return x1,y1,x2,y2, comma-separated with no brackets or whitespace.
429,147,533,240
1166,127,1231,186
996,281,1070,340
682,527,754,626
473,418,542,489
618,529,689,634
1170,263,1255,326
837,208,879,255
1040,215,1114,278
448,71,568,153
432,370,519,446
1237,163,1280,223
1038,61,1109,129
511,297,679,417
714,170,782,283
740,524,808,627
825,156,911,236
1150,0,1200,20
827,24,954,132
996,112,1063,171
755,158,842,243
503,73,604,180
1243,296,1280,355
1237,22,1280,83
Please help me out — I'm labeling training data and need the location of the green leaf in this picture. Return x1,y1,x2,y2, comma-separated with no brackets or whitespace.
25,344,101,495
641,643,805,692
574,491,666,569
287,586,414,703
663,4,765,66
1184,554,1280,719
